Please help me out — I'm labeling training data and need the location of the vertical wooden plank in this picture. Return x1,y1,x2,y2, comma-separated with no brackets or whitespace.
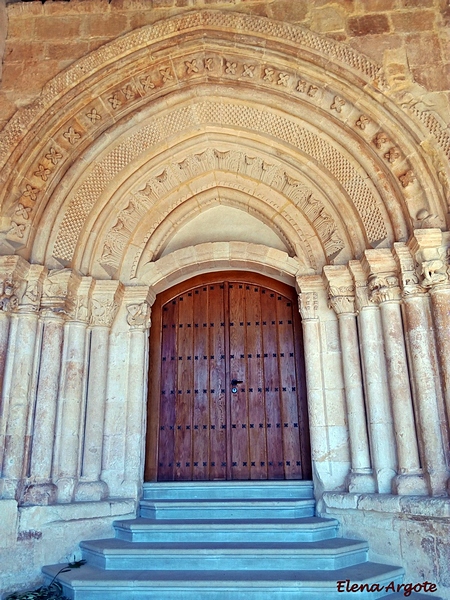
245,285,267,480
146,297,162,481
293,303,312,479
277,294,303,479
208,284,227,480
157,299,178,481
261,288,284,479
175,291,194,480
229,283,249,480
192,286,210,480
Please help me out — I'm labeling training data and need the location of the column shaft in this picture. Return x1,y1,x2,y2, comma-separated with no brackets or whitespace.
0,311,11,477
403,295,448,495
358,306,396,493
1,311,39,497
123,328,148,494
429,287,450,429
75,326,109,501
337,313,374,492
379,301,426,494
24,313,64,504
54,319,88,502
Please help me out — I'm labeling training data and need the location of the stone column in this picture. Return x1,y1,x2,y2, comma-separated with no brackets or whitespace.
408,230,450,465
323,265,375,493
23,269,72,505
119,288,154,497
54,275,93,503
350,260,396,494
75,281,123,502
296,276,332,496
396,237,450,495
429,284,450,429
364,250,426,495
0,273,18,479
24,310,65,505
0,263,45,500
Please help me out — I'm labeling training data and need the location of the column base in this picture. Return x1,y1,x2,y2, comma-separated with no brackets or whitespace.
375,468,397,494
393,473,428,496
56,477,76,503
74,480,108,502
347,471,376,493
0,477,18,499
21,482,58,505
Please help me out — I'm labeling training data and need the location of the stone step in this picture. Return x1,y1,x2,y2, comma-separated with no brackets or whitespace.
142,480,314,501
114,516,339,543
80,537,368,571
42,562,407,599
139,497,316,520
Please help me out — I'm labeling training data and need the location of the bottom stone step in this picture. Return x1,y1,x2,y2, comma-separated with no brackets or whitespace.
43,562,407,600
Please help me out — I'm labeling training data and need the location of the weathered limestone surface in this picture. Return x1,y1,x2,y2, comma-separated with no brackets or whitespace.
321,493,450,595
0,498,135,595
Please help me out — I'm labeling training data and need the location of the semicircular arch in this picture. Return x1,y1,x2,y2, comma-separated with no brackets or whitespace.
0,11,447,280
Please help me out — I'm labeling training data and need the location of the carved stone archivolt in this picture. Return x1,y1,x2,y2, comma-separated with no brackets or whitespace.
0,13,444,276
48,98,393,270
98,148,346,277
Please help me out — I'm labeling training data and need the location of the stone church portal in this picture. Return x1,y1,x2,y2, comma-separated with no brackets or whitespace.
0,2,449,597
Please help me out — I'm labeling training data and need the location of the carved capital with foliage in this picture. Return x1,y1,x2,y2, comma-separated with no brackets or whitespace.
126,302,151,330
89,280,124,328
368,273,401,304
408,229,449,290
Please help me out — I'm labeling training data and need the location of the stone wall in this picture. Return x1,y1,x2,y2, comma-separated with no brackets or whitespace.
1,0,449,129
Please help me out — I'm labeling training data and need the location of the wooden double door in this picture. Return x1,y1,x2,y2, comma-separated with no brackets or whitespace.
145,272,311,481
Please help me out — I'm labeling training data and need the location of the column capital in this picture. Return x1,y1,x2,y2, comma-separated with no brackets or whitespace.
17,264,47,314
89,280,124,328
124,286,156,330
360,249,401,304
0,255,30,314
322,265,355,315
407,228,449,290
296,275,323,320
66,274,94,324
41,268,73,315
393,242,427,298
348,260,372,312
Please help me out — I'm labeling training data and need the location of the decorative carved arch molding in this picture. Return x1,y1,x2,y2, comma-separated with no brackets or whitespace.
140,241,302,293
0,10,448,277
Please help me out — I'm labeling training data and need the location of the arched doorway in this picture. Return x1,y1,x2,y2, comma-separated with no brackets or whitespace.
145,271,311,482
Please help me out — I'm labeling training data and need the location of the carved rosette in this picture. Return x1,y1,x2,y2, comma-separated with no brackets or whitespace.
368,274,401,304
126,302,151,330
327,285,355,315
298,292,318,320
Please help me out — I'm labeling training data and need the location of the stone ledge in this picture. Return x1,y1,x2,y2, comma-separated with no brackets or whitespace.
18,498,136,531
322,492,450,518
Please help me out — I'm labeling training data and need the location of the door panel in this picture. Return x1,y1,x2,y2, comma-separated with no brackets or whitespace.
146,272,310,482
